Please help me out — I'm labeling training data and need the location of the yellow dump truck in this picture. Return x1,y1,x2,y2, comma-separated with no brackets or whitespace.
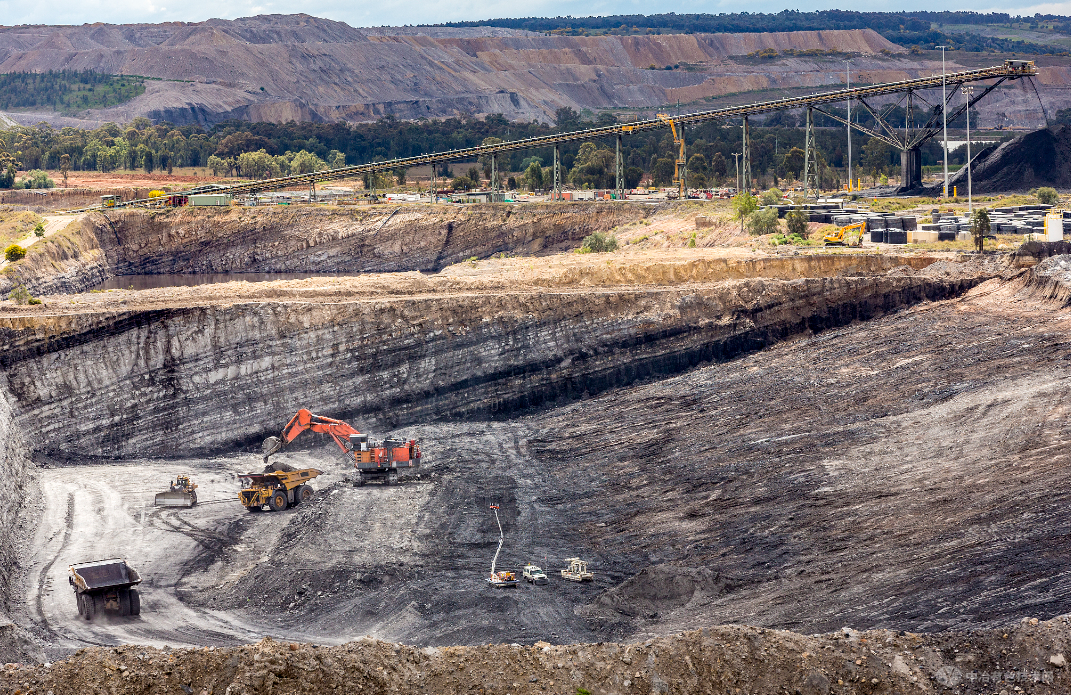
69,558,142,620
238,467,322,512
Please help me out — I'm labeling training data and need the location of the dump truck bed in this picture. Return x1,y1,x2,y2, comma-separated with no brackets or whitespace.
70,559,142,592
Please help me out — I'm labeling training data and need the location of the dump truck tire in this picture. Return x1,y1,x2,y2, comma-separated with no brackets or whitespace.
129,589,141,616
294,484,313,504
268,490,288,511
119,588,132,616
76,593,85,617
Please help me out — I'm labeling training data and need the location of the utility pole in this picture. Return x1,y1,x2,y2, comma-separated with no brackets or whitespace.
937,45,949,198
962,85,974,215
846,58,853,192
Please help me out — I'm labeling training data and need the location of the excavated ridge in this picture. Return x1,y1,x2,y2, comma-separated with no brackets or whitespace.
0,270,983,460
4,622,1071,695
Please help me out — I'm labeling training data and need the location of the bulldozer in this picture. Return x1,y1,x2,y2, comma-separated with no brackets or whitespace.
154,475,198,507
262,409,420,486
823,221,866,246
238,467,322,512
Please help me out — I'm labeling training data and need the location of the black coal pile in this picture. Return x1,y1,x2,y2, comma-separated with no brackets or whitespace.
949,125,1071,193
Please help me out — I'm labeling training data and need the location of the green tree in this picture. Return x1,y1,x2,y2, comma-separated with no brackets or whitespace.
290,150,326,175
861,138,893,183
524,160,544,190
746,207,780,236
760,188,783,205
652,157,675,186
686,152,707,175
1036,187,1059,205
579,231,619,253
786,207,809,237
732,191,759,233
59,152,70,188
782,147,805,180
236,149,276,179
709,152,727,181
970,208,991,253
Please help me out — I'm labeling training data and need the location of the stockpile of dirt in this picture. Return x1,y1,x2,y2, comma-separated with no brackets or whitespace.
949,125,1071,193
4,620,1071,694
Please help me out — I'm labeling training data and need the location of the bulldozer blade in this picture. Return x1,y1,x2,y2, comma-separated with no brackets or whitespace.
155,491,195,507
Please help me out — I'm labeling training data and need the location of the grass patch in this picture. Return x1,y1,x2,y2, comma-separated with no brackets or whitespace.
0,210,43,248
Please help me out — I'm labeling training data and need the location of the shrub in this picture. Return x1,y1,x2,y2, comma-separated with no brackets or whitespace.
732,191,759,220
746,207,781,236
8,285,39,305
4,244,25,262
785,207,809,238
579,231,619,253
759,188,783,206
15,170,54,189
1036,187,1059,205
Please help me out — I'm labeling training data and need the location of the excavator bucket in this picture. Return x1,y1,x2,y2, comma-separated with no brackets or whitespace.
154,490,196,507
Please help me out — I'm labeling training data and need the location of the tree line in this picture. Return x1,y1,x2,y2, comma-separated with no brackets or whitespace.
0,71,146,115
0,107,984,191
442,11,1071,55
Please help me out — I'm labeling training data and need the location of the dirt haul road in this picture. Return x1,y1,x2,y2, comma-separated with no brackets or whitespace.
23,454,351,659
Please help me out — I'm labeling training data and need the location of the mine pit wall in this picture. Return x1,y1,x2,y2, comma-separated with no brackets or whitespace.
89,203,652,276
2,203,654,297
0,274,983,460
0,218,109,297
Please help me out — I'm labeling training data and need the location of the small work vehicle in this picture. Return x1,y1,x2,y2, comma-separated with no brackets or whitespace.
522,564,548,585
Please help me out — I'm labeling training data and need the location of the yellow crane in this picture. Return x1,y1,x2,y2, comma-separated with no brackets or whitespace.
656,114,687,199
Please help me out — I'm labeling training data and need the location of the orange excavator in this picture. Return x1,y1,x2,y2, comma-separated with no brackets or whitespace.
262,409,421,486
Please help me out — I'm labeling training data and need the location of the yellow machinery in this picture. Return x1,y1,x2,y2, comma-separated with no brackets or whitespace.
238,467,322,512
155,475,198,507
823,221,866,246
100,195,119,208
656,114,687,200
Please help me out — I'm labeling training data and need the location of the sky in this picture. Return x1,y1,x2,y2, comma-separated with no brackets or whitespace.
0,1,1063,30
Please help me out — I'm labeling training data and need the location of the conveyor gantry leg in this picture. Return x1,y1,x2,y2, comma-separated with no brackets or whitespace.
742,116,752,193
616,133,624,200
803,107,817,200
553,145,561,201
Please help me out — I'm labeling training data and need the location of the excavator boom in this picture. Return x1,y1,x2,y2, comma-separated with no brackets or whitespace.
263,408,361,462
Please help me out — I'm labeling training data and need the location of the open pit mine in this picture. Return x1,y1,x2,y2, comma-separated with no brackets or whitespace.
0,201,1068,694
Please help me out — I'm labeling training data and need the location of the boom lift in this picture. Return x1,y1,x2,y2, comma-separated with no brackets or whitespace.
262,408,421,486
656,114,687,200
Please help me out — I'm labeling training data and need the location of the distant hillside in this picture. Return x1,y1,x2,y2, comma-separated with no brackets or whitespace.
444,11,1071,55
0,13,1064,129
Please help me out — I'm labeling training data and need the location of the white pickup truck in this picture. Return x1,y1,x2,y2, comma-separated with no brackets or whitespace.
522,564,548,585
